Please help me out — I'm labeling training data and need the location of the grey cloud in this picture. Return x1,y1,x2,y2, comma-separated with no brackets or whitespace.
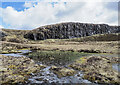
105,2,118,11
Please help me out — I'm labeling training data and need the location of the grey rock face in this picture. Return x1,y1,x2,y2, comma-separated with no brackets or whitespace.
24,22,120,40
0,31,7,37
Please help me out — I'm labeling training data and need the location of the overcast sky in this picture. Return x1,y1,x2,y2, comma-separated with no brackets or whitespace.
0,0,119,30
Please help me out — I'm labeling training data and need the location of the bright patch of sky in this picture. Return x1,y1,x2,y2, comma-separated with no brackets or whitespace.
0,0,119,30
2,2,25,11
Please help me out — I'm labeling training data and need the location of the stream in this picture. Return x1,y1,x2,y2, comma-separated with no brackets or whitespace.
1,50,119,84
1,50,31,57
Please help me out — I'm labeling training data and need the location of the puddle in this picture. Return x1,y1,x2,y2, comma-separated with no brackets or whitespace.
90,53,119,57
112,63,120,72
1,50,31,57
1,53,24,57
27,51,90,66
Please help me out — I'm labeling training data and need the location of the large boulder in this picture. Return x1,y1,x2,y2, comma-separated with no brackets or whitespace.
0,31,7,41
0,31,7,37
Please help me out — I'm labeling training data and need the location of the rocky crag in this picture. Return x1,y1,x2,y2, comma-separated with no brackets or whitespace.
24,22,120,40
0,31,7,37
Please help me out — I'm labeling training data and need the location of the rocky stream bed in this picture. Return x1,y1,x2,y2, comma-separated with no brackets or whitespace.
0,50,120,84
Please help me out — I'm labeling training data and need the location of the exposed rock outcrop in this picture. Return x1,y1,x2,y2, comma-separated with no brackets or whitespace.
0,31,7,38
0,31,7,41
24,22,120,40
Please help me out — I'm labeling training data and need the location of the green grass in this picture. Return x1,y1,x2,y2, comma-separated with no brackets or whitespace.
27,50,89,66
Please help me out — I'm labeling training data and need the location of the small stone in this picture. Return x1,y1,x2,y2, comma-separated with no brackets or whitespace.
0,68,7,72
39,64,46,69
36,78,44,81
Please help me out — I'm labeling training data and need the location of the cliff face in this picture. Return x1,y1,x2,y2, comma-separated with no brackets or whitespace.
24,22,120,40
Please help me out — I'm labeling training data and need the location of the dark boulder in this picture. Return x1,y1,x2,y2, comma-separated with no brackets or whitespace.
0,31,7,41
0,31,7,37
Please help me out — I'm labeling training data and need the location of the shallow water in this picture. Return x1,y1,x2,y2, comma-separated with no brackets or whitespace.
1,50,31,57
112,63,120,72
0,50,119,84
1,53,24,57
28,65,91,84
0,50,92,83
90,53,119,57
1,50,119,72
27,51,90,66
19,50,32,54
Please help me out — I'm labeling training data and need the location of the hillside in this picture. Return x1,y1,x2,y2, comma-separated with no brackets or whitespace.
0,22,119,54
24,22,120,40
65,33,120,42
1,29,30,43
0,22,120,43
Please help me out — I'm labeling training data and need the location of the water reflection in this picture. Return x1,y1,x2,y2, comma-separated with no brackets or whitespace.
1,53,24,57
1,50,31,57
112,63,120,72
27,51,89,66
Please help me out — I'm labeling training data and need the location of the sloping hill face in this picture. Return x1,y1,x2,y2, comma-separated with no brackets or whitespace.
24,22,120,40
0,29,30,43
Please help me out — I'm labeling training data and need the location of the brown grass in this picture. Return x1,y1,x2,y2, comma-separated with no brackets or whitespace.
64,33,119,42
1,29,119,54
1,41,119,54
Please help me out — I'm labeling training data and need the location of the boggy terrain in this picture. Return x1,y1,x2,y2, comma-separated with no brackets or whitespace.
0,22,120,84
0,55,40,84
69,56,120,83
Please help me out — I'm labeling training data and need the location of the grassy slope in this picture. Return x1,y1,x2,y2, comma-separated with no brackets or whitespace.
1,29,119,54
2,29,30,43
64,33,119,42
